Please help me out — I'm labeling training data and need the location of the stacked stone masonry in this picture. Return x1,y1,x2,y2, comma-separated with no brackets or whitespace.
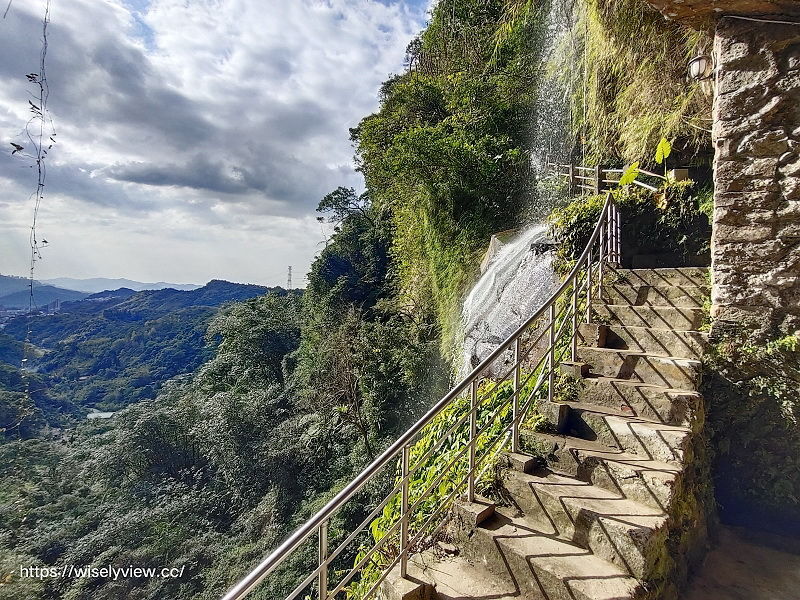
712,19,800,333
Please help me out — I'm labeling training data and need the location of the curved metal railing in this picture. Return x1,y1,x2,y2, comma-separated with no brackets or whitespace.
222,192,620,600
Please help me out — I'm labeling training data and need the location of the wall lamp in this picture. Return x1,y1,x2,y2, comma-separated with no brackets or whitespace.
688,55,714,81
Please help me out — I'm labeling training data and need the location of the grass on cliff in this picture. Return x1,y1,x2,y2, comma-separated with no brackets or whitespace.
546,0,713,165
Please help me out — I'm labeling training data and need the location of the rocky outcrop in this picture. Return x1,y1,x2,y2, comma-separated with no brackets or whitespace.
711,19,800,334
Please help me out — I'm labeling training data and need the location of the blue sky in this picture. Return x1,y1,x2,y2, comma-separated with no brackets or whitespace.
0,0,432,286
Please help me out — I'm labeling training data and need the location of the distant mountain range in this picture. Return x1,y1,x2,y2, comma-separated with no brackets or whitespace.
0,275,89,309
0,274,202,310
0,278,284,414
41,277,202,293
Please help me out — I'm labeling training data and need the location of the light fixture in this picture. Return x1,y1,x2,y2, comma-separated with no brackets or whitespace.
688,55,713,81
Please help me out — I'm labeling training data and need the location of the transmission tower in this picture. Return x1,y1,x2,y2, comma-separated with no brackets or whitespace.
287,266,292,289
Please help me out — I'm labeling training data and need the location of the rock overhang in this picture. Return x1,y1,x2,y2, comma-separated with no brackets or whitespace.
643,0,800,29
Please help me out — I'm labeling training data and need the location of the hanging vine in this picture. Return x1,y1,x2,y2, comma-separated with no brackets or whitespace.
5,0,55,434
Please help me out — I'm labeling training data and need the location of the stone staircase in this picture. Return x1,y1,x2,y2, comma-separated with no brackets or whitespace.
393,267,711,600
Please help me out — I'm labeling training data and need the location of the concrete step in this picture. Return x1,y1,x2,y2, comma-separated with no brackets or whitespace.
593,303,705,331
577,347,702,390
600,283,708,308
459,507,642,600
577,375,704,429
565,401,692,463
519,430,683,512
502,470,669,580
607,267,709,288
579,323,709,360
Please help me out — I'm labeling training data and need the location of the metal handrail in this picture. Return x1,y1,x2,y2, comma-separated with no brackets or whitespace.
221,192,621,600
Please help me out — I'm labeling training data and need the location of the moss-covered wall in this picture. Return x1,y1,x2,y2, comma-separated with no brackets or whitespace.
703,333,800,535
567,0,713,165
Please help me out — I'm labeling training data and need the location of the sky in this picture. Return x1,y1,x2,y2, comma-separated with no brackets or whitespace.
0,0,431,287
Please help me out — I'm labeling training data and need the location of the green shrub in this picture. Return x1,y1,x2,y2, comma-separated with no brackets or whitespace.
704,330,800,533
547,180,711,272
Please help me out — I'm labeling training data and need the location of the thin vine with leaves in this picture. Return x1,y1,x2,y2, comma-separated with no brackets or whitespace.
5,0,55,434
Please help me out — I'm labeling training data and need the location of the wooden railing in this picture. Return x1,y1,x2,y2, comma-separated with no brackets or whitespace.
545,161,675,195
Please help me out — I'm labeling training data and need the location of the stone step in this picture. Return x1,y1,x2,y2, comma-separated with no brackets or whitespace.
502,470,669,580
600,283,708,308
577,375,704,429
593,303,705,331
579,323,709,360
606,267,709,288
458,508,642,600
565,401,693,463
577,347,702,390
519,430,683,512
398,551,533,600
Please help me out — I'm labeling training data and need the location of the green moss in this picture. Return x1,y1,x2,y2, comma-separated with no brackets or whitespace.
553,373,583,404
570,0,712,165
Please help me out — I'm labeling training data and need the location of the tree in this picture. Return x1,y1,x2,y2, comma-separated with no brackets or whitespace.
316,186,373,225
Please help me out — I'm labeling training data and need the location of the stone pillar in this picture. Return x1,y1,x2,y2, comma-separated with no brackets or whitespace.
711,19,800,336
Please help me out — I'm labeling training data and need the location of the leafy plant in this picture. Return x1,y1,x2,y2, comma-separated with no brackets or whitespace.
704,329,800,532
618,161,640,186
548,179,711,272
655,137,672,176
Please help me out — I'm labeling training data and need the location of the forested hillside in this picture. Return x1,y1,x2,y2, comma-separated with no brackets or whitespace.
1,1,547,597
0,280,280,431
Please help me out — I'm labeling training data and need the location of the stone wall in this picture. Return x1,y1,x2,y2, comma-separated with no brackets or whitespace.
712,18,800,335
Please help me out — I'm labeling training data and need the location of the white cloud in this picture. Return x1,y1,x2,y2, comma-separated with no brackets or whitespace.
0,0,427,286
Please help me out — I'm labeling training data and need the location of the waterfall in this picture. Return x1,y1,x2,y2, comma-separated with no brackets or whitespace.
459,224,557,376
457,0,580,377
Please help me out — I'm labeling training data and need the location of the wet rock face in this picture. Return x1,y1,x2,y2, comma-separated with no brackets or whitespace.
460,225,558,376
712,19,800,335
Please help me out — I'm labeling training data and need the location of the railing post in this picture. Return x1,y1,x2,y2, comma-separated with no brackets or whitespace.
318,521,328,600
615,203,622,263
468,379,477,503
586,248,593,323
571,281,578,361
568,164,575,196
598,205,605,295
611,204,619,264
594,165,601,195
400,444,410,578
547,303,555,404
512,337,521,453
606,204,612,258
